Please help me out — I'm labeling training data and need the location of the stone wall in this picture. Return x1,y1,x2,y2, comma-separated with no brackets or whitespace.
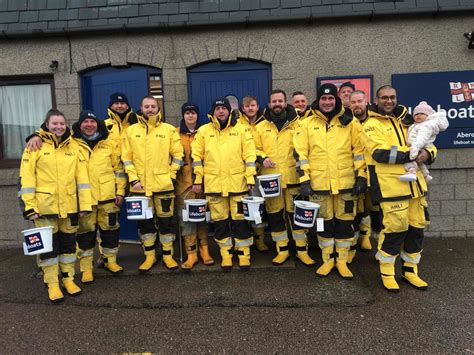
1,15,473,246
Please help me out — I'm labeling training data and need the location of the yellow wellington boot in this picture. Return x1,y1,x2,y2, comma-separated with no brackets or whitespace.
42,263,64,303
379,262,400,292
235,237,253,271
359,216,372,251
348,232,358,264
78,249,94,285
376,251,399,292
103,248,123,274
139,234,157,273
335,240,354,280
216,237,233,271
316,237,335,277
401,251,428,290
59,255,82,296
160,234,179,270
197,228,214,265
272,232,290,265
253,226,269,253
293,233,316,266
181,235,198,270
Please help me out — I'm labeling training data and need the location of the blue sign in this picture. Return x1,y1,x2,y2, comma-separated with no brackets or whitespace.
392,70,474,149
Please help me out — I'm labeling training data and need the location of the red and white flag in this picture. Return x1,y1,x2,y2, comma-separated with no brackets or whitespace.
449,82,474,103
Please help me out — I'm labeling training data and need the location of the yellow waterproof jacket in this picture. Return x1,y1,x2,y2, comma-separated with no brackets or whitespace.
237,109,265,137
104,108,138,155
19,127,92,219
175,120,200,196
296,106,312,120
72,123,127,206
362,105,436,202
253,105,301,188
122,112,184,196
294,107,366,195
191,111,257,196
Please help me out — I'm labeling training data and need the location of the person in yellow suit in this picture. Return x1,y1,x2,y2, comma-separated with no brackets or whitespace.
71,110,127,284
191,97,257,271
122,96,184,273
294,83,366,280
253,89,315,266
175,102,214,270
237,95,268,253
362,85,435,292
19,109,92,303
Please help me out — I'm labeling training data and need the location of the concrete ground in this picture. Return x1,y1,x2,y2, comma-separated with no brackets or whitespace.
0,237,472,353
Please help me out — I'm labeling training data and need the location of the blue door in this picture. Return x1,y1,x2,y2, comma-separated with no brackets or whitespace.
187,61,272,124
81,65,160,242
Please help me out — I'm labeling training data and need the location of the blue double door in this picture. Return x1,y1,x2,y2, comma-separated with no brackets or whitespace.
81,61,271,241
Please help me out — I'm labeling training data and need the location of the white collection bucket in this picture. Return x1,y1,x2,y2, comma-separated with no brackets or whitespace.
293,200,320,228
125,196,152,220
257,174,282,197
22,226,53,256
183,199,208,222
242,196,265,224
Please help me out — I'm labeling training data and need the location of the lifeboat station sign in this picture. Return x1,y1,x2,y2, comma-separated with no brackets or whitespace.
392,70,474,149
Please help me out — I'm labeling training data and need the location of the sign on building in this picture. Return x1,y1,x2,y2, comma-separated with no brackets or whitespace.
392,70,474,149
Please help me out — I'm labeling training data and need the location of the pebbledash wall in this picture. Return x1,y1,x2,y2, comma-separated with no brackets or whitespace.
0,14,473,246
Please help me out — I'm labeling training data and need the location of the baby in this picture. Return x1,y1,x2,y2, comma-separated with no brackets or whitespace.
400,101,449,183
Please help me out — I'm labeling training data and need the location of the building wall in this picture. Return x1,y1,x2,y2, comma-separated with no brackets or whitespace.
1,15,473,246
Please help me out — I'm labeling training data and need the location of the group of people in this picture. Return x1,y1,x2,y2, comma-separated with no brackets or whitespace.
18,82,446,303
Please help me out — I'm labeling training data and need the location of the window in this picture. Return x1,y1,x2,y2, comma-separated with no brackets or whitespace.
0,76,55,167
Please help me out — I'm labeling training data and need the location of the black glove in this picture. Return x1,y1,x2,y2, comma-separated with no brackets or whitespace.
352,176,367,196
299,181,313,197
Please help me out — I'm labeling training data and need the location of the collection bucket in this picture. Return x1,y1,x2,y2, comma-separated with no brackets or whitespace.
22,226,53,256
294,200,320,228
257,174,282,197
184,199,208,222
242,196,265,224
125,196,152,220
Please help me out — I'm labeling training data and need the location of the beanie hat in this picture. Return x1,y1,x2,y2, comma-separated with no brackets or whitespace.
413,101,435,116
339,81,355,92
109,92,129,107
78,110,98,126
211,97,232,113
317,83,338,99
181,102,199,117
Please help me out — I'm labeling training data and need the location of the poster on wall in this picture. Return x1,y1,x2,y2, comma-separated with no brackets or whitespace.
392,70,474,149
317,75,373,103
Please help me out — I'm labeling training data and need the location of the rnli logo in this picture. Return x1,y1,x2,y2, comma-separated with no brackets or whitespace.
364,127,375,132
390,203,403,210
43,152,50,155
229,132,238,136
65,152,74,156
156,134,165,138
135,135,141,138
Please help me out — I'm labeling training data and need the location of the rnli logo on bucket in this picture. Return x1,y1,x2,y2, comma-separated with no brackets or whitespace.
24,232,44,252
188,204,206,218
295,207,314,223
260,179,279,194
127,201,143,216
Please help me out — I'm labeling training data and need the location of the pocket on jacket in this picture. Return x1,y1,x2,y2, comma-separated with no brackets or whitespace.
99,174,116,201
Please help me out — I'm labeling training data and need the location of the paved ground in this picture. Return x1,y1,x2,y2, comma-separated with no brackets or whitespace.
0,237,472,353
